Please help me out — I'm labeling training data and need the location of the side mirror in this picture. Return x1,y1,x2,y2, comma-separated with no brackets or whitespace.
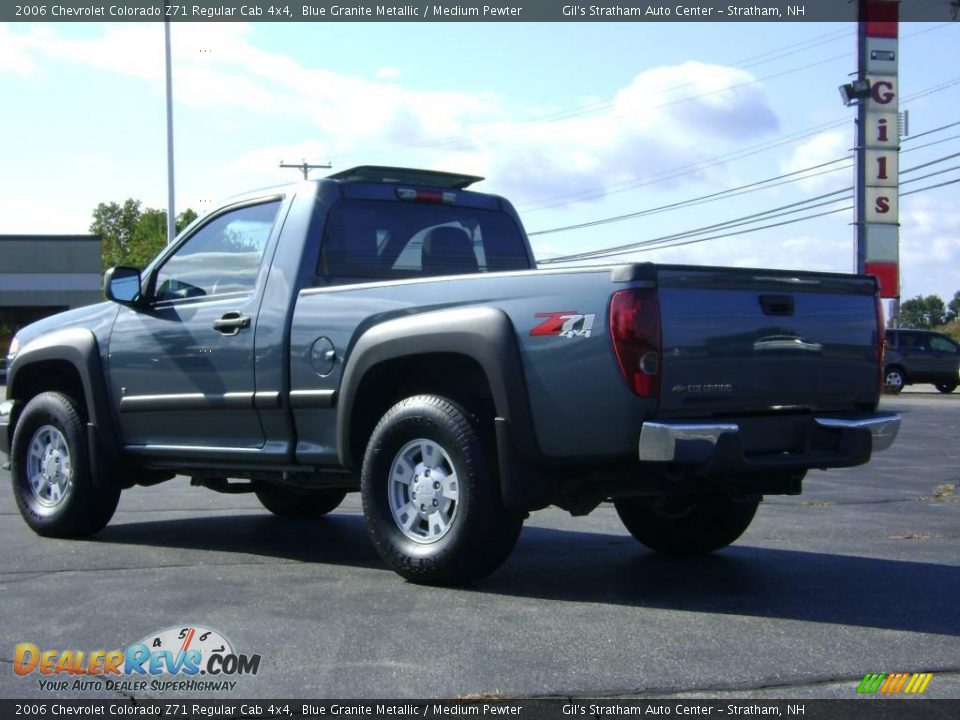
104,266,142,305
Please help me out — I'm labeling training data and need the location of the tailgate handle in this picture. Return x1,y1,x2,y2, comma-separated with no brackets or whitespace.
759,294,794,316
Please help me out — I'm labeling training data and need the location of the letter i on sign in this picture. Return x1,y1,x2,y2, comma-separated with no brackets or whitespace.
868,112,898,146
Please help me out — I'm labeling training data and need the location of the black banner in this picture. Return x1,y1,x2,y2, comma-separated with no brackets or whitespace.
2,0,958,23
3,700,960,720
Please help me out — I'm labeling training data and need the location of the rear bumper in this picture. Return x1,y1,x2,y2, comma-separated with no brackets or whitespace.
638,413,901,473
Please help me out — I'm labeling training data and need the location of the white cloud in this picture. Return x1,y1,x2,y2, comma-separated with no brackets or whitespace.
899,192,960,300
0,23,38,76
376,66,400,81
780,131,852,192
10,24,781,211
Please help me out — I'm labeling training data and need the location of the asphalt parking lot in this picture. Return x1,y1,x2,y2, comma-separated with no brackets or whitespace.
0,389,957,700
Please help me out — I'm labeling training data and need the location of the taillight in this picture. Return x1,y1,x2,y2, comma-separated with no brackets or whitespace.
876,295,886,391
609,288,661,398
396,188,455,204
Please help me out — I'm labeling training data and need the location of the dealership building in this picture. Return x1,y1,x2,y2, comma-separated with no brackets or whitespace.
0,235,103,357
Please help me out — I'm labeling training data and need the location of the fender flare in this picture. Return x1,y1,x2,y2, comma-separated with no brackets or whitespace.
336,306,542,471
8,328,122,485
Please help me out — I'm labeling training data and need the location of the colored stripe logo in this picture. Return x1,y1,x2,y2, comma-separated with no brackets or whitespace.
857,672,933,694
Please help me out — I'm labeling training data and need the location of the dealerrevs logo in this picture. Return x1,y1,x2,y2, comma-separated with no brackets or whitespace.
14,625,261,693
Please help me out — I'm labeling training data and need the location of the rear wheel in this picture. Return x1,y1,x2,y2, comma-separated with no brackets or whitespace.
11,391,120,537
361,394,522,585
884,367,906,393
254,483,346,519
614,492,759,555
935,382,957,394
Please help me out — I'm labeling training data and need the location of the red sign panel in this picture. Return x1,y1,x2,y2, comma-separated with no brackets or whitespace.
865,0,898,38
865,261,899,298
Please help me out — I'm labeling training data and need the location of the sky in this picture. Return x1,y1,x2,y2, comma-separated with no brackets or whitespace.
1,18,958,305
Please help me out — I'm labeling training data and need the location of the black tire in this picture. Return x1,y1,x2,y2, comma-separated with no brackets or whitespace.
614,492,759,555
361,394,522,586
254,483,346,519
884,367,906,394
935,382,957,394
10,391,120,538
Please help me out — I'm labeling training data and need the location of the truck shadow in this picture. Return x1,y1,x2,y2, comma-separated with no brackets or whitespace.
97,514,958,637
98,512,384,570
489,524,960,637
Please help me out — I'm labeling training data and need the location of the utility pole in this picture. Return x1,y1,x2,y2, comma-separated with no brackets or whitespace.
164,19,176,246
279,159,331,180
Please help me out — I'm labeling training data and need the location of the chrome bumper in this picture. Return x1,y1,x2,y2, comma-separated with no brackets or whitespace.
638,413,901,465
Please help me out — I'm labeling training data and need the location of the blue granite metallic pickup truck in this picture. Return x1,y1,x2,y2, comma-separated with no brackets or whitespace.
1,167,900,584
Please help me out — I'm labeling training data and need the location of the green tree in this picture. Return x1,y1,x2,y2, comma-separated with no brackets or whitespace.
91,200,198,271
899,294,947,329
946,290,960,323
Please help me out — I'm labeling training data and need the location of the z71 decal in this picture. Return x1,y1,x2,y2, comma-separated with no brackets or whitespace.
530,312,596,339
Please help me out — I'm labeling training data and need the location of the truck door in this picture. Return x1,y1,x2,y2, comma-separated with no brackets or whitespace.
108,198,282,451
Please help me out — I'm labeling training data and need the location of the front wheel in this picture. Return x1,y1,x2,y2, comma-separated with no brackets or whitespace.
614,492,759,555
361,395,523,585
10,391,120,537
935,382,957,394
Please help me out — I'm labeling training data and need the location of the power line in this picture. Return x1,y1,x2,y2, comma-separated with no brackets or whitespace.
539,207,855,269
901,118,960,143
536,172,960,270
339,30,857,162
522,69,960,214
539,161,960,263
900,175,960,198
339,18,952,168
528,158,853,238
532,130,960,242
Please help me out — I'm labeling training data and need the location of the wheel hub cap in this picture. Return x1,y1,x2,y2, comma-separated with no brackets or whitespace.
389,438,460,544
26,425,73,508
411,466,446,518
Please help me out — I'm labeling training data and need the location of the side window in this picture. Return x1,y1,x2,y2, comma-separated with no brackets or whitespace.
899,333,920,351
885,330,895,347
930,335,959,354
154,200,281,302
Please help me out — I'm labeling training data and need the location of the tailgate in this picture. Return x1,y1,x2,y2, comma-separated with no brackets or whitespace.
655,266,880,416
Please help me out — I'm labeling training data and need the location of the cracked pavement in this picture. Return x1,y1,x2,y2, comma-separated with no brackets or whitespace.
0,390,957,699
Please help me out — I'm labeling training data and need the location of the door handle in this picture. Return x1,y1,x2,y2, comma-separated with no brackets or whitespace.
213,312,251,336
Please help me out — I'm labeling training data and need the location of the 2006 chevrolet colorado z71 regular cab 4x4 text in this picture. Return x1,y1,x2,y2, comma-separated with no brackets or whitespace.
1,167,900,584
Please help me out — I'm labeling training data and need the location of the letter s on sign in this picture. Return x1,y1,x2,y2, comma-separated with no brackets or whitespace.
875,196,890,214
872,81,894,104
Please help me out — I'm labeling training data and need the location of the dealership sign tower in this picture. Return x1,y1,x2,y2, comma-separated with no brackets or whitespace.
857,0,901,299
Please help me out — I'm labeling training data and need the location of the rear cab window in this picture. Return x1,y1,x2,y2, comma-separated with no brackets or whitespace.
317,200,530,283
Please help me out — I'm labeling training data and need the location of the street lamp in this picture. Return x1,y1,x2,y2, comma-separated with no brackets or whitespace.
839,78,872,106
164,20,176,245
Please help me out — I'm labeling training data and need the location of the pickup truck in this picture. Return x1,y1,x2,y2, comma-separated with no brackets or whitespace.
1,166,901,585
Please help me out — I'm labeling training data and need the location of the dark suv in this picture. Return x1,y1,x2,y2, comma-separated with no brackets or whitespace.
884,329,960,393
